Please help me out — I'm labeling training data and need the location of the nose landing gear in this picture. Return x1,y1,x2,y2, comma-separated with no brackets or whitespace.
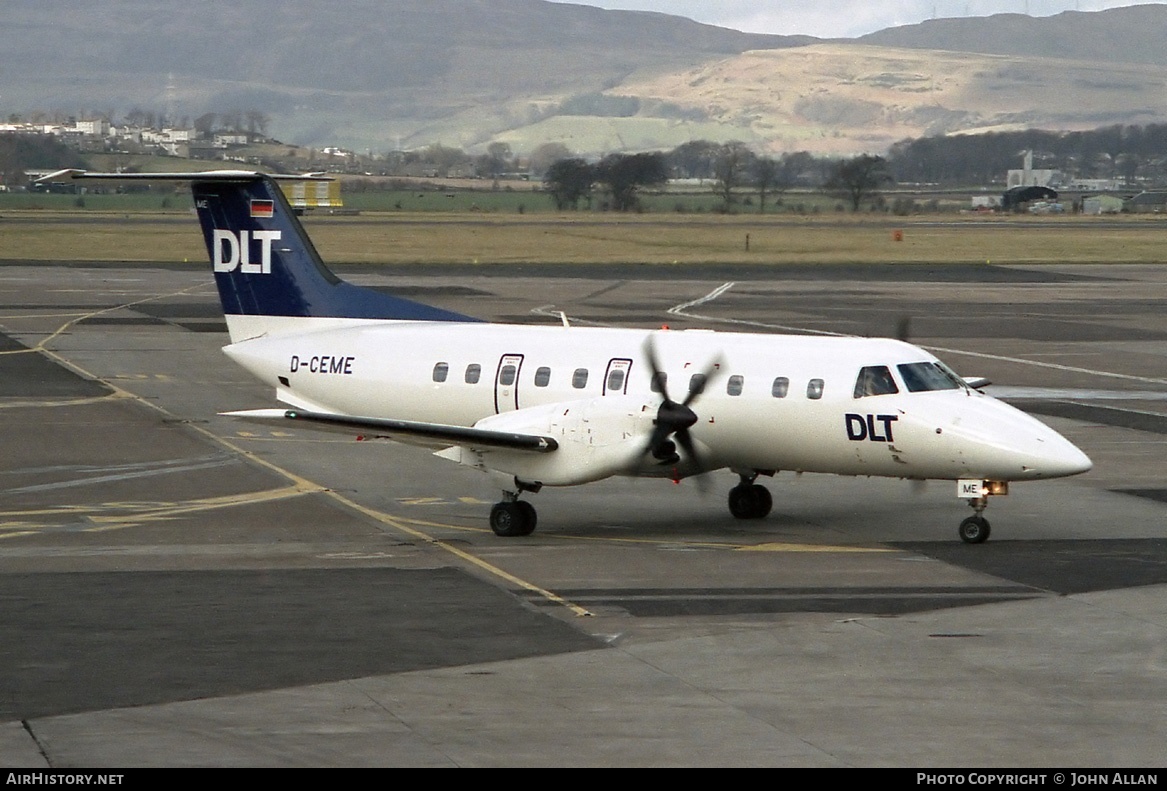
958,498,991,544
956,480,1007,544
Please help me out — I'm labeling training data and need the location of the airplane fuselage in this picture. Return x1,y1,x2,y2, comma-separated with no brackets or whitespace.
224,320,1092,487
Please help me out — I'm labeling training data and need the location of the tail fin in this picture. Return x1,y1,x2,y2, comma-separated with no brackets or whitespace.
63,170,477,341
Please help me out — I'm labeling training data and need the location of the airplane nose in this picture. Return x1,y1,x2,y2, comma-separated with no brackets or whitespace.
1029,434,1093,479
924,395,1094,481
989,407,1093,480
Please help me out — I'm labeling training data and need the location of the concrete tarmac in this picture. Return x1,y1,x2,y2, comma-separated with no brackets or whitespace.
0,260,1165,767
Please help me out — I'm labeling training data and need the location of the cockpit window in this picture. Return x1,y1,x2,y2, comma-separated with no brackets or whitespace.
853,365,899,398
897,362,963,392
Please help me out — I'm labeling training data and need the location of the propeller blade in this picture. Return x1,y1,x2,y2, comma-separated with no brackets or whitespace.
642,334,673,404
674,427,705,471
681,353,725,408
896,316,912,342
673,427,714,494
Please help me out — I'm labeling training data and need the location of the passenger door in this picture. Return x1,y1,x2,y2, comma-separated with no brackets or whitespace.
494,354,524,413
603,358,633,396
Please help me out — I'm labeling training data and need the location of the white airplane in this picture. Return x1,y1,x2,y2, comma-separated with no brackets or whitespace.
58,170,1093,543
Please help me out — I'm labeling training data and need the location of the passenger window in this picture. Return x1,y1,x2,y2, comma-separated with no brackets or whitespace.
572,368,589,389
650,371,667,394
607,368,626,392
771,376,789,398
465,364,481,384
688,373,707,396
853,365,899,398
432,362,449,383
499,365,517,386
807,378,824,400
534,366,551,387
726,375,744,396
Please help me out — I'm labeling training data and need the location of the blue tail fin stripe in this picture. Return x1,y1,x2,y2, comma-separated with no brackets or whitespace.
193,176,478,322
64,170,478,323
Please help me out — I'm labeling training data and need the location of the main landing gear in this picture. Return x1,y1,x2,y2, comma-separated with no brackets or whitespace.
489,480,540,537
727,473,773,520
489,500,537,537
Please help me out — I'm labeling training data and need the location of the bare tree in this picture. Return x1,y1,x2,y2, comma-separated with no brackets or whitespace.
543,157,595,210
245,110,270,137
424,143,471,177
751,155,779,213
827,154,892,212
713,141,755,212
529,142,572,177
668,139,721,179
194,113,218,137
480,141,513,178
596,152,668,212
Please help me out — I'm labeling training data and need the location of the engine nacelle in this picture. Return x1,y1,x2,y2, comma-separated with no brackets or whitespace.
434,397,657,486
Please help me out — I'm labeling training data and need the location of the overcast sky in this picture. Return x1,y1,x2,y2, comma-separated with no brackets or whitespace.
550,0,1162,38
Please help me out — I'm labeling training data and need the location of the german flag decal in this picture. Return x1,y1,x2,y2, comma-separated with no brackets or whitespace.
250,199,274,218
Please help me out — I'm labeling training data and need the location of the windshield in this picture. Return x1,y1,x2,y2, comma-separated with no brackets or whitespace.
897,362,963,392
853,365,899,398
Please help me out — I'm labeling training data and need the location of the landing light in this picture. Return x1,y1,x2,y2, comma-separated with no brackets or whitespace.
958,479,1009,498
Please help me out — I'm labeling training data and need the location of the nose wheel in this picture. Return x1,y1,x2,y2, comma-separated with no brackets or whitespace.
958,515,991,544
958,496,991,544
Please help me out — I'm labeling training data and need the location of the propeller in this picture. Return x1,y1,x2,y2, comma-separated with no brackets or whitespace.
896,315,912,342
641,334,723,475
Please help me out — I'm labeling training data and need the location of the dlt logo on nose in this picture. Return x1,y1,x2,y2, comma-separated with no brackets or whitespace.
214,229,282,274
845,413,899,442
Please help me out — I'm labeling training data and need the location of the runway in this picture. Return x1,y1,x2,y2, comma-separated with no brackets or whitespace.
0,259,1165,766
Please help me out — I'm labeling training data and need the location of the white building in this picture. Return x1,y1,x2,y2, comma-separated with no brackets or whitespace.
1007,150,1060,189
71,119,110,137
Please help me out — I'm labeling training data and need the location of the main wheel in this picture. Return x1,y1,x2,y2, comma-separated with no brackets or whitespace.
958,515,991,544
516,501,538,536
750,484,773,519
490,502,530,537
728,484,770,520
728,485,756,519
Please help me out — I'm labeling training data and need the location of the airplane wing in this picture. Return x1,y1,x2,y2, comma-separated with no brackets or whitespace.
222,409,559,452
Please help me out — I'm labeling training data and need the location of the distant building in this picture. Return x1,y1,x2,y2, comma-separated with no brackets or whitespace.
1082,195,1124,215
1002,185,1058,211
1065,177,1124,192
1126,191,1167,213
1007,151,1060,189
71,119,110,137
1007,168,1059,188
140,128,193,144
